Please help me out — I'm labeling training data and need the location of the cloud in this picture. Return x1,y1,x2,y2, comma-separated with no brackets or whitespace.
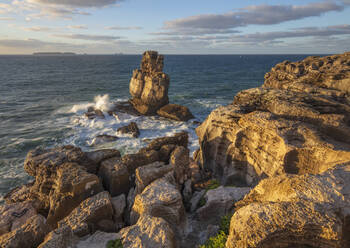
67,25,88,29
22,26,52,32
27,0,124,7
162,2,345,34
55,34,123,41
0,17,15,21
0,38,73,48
105,25,142,30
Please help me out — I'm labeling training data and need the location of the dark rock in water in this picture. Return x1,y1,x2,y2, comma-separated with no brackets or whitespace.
129,51,170,115
91,135,118,145
117,122,140,138
110,101,141,116
84,108,105,119
87,106,95,113
157,104,194,122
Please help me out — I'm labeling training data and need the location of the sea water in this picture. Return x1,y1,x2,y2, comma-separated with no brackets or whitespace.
0,54,311,202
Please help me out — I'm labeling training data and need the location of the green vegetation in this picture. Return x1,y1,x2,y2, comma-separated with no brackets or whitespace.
106,239,123,248
199,213,233,248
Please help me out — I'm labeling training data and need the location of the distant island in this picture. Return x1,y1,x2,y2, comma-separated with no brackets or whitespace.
33,52,77,56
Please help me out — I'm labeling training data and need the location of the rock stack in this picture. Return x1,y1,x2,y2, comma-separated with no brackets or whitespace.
129,51,194,121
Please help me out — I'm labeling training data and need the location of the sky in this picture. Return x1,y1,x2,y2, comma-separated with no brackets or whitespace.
0,0,349,54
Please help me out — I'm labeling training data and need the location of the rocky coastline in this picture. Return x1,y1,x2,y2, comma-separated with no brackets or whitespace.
1,52,350,248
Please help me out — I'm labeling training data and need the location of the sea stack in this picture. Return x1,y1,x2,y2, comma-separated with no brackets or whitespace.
129,51,194,121
129,51,170,115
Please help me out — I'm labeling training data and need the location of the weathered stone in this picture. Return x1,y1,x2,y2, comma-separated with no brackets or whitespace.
157,103,194,121
182,179,192,208
0,202,37,235
46,162,103,226
190,190,206,213
76,231,121,248
111,194,126,230
98,157,130,196
0,214,49,248
117,122,140,138
58,191,114,237
135,161,173,194
131,177,185,226
159,144,176,162
90,135,118,145
4,182,34,205
170,146,190,185
196,186,251,224
226,164,350,248
38,226,78,248
119,214,176,248
189,160,203,184
141,131,188,152
129,51,169,115
85,149,121,173
122,150,160,172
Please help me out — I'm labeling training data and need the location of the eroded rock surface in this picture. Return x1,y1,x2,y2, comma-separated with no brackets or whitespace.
157,104,194,122
226,163,350,248
196,52,350,186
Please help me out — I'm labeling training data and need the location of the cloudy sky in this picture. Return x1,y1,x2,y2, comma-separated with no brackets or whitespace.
0,0,349,54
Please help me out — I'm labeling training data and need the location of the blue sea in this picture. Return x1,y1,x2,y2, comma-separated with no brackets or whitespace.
0,54,311,202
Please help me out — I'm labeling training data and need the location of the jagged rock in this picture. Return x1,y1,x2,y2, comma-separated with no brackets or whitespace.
129,51,169,115
190,190,206,213
98,157,130,196
189,160,204,184
135,161,173,194
117,122,140,138
58,191,114,237
111,194,126,230
0,214,49,248
122,150,160,172
91,135,118,145
0,202,37,235
226,163,350,248
4,182,35,205
38,226,78,248
182,179,192,207
46,162,103,226
84,109,105,119
157,103,194,121
196,52,350,186
85,149,121,172
159,144,176,162
131,177,185,226
141,131,189,152
196,186,250,224
119,214,176,248
170,146,190,185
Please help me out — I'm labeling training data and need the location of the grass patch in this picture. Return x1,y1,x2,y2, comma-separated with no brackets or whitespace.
198,179,221,208
199,213,233,248
106,239,123,248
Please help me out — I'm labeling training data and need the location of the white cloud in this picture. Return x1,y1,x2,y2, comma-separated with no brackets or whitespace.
55,33,123,41
0,17,15,21
27,0,124,7
105,25,142,30
67,25,88,29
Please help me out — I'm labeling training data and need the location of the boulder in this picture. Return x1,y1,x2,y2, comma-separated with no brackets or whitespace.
196,186,251,224
76,231,121,248
196,52,350,186
170,146,190,185
4,183,34,205
119,214,176,248
157,103,194,121
122,150,160,172
117,122,140,138
111,194,126,230
129,51,169,115
131,177,185,226
135,161,173,194
98,157,131,196
141,131,188,153
226,163,350,248
85,149,121,172
0,202,37,235
58,191,114,237
38,226,78,248
0,214,49,248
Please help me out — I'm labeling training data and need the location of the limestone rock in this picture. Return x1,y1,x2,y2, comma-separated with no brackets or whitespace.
117,122,140,138
196,186,251,224
119,214,176,248
111,194,126,230
157,103,194,121
85,149,121,172
122,150,160,172
0,214,49,248
38,226,78,248
98,157,131,196
0,202,37,235
131,177,185,226
226,163,350,248
76,231,121,248
58,191,114,237
135,161,173,194
129,51,169,115
196,52,350,186
170,146,190,185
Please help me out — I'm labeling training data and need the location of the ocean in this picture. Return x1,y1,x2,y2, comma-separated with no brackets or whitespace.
0,54,311,202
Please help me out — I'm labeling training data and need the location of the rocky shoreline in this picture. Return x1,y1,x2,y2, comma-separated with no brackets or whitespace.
1,52,350,248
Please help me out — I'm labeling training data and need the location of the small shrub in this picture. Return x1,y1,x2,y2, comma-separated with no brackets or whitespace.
198,196,207,207
199,231,227,248
206,179,220,191
219,213,233,234
106,239,123,248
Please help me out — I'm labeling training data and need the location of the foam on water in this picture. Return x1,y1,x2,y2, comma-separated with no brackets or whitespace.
67,96,201,156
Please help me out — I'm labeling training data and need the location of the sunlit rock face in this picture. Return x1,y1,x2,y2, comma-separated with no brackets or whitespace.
196,52,350,187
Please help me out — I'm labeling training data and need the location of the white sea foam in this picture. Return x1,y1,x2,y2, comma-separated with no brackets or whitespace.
65,96,201,156
69,94,114,114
